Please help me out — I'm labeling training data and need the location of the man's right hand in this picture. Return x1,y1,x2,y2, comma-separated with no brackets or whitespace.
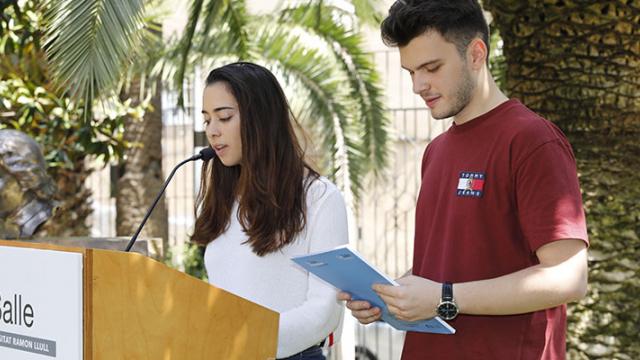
337,291,382,324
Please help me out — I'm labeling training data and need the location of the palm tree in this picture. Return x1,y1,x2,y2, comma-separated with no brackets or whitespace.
115,72,169,257
173,0,390,204
42,0,172,252
114,22,170,258
45,0,390,204
43,0,390,259
1,0,135,237
483,1,640,358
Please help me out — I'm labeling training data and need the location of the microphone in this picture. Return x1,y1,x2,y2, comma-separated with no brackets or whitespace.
124,147,216,252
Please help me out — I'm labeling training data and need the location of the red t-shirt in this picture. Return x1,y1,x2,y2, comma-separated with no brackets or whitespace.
402,100,588,360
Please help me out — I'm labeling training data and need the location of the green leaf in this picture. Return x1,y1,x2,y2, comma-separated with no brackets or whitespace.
43,0,146,121
277,3,389,177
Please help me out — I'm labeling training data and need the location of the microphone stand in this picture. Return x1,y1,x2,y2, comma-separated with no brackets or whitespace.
124,148,215,252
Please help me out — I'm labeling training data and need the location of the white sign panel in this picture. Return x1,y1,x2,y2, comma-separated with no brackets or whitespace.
0,245,83,360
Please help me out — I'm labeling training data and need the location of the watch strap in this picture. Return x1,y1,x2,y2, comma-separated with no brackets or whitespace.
442,282,453,301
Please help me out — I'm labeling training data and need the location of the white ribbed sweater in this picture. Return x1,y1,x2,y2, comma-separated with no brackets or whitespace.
204,177,348,357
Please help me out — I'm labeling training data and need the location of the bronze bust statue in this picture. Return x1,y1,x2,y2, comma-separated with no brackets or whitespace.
0,129,57,239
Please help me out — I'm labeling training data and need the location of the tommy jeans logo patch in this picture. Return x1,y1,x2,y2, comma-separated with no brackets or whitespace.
457,171,485,197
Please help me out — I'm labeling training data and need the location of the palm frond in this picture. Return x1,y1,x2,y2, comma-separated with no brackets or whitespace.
351,0,384,26
43,0,146,120
174,0,251,107
276,4,389,177
222,1,251,59
255,25,365,202
199,0,228,37
302,0,383,27
119,4,168,101
175,0,207,107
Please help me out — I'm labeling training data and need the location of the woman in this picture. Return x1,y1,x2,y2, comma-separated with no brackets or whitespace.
192,62,348,359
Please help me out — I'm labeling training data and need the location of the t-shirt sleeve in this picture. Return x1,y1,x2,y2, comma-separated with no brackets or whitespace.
515,138,589,252
276,185,348,357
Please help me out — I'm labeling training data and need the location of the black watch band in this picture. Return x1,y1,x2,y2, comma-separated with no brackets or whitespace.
442,282,453,301
437,281,458,321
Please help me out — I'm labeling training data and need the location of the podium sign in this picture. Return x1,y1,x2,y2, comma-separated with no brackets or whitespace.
0,240,278,359
0,245,83,360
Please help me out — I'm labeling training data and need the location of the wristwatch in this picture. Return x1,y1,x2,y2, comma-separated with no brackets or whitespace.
436,282,459,321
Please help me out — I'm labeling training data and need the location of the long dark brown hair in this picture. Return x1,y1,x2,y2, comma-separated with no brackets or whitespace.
191,62,319,256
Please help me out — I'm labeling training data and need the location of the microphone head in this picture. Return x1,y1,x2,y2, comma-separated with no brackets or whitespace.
198,147,216,161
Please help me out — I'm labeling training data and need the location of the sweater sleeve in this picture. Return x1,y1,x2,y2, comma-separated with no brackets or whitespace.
276,186,349,357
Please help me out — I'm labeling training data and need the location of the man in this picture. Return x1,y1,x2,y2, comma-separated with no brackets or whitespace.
0,129,57,239
339,1,589,359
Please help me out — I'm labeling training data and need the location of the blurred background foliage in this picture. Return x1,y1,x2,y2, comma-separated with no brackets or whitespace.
567,135,640,359
31,0,393,260
1,0,391,256
484,0,640,358
0,0,145,236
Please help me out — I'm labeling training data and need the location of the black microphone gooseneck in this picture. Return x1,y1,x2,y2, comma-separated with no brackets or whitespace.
125,147,216,252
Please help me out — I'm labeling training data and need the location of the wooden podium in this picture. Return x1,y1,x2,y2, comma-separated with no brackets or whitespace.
0,240,278,360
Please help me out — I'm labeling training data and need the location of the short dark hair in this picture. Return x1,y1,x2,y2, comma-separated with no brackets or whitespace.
381,0,490,58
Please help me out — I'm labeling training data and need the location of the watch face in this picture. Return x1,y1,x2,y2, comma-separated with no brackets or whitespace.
437,301,458,320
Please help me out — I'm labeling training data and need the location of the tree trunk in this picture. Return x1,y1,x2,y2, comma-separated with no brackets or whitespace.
38,160,92,237
116,78,168,259
484,1,640,359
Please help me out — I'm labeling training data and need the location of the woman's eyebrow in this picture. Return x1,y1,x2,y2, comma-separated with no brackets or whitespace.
201,106,235,114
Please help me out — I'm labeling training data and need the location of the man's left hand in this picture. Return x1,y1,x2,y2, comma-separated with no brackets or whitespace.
373,275,441,322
